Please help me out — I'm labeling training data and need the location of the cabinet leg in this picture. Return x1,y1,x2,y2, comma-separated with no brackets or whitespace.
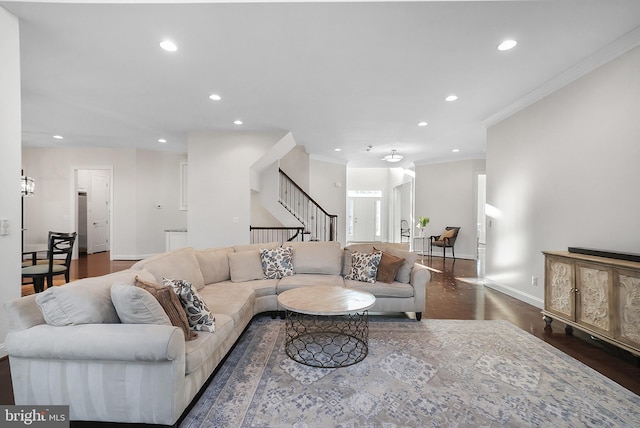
564,325,574,336
543,315,553,332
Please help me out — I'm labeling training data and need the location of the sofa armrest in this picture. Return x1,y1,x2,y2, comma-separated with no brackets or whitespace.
410,263,430,308
6,323,184,362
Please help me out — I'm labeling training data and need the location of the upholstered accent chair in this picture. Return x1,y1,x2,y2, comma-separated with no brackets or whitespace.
430,227,460,259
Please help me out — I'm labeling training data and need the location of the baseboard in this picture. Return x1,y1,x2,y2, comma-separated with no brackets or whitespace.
483,278,544,309
110,253,155,261
423,251,476,261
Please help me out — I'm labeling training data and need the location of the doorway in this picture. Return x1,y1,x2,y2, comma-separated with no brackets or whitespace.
76,169,112,255
393,181,412,244
477,173,486,276
347,190,382,243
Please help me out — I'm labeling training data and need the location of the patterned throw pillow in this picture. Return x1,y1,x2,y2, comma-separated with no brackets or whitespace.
163,278,215,333
260,246,294,279
345,251,382,283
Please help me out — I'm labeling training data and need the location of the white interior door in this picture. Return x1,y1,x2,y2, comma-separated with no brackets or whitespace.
87,172,110,254
352,198,378,242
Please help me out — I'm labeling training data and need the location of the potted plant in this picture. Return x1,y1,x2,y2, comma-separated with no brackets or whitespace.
417,216,429,237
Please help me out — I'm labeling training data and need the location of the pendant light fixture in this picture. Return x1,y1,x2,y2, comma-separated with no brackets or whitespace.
383,149,403,163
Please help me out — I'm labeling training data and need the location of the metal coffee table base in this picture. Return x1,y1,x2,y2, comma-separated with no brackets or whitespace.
284,310,369,368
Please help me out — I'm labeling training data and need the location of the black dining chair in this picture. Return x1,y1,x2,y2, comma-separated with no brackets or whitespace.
400,220,410,243
22,232,77,293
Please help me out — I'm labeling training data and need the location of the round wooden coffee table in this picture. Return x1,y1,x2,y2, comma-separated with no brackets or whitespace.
277,285,376,368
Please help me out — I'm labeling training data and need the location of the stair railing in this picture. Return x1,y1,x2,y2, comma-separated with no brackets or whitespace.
249,226,305,245
278,169,337,241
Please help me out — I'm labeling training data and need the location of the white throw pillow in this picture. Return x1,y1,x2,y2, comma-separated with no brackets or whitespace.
110,282,171,325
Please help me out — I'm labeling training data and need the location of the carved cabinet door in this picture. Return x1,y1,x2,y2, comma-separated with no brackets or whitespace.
545,256,575,320
615,268,640,349
575,262,613,336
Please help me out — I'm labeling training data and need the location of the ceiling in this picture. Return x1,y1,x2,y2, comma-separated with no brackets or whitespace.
5,0,640,167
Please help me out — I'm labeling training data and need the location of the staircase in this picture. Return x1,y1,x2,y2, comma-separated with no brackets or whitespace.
250,169,337,244
278,169,337,241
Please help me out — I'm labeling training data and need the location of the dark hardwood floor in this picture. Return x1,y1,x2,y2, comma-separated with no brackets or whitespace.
3,251,640,409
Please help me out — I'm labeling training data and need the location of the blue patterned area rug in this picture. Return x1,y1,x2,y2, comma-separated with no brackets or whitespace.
180,316,640,427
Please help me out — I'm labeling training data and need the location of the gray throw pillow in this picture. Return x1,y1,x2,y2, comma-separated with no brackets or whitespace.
111,282,171,325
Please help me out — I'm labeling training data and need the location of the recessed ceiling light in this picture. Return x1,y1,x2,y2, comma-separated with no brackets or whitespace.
418,122,428,127
234,120,243,125
498,39,518,51
159,40,177,52
158,139,167,143
209,94,222,101
452,148,460,153
445,95,458,102
334,148,341,152
53,135,63,140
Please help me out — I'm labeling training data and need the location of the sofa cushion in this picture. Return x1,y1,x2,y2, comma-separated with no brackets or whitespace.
111,283,172,325
184,313,234,375
198,284,255,328
344,251,382,283
132,247,206,291
195,247,233,284
164,278,216,333
223,279,278,298
344,279,415,298
376,251,406,284
228,251,264,282
34,269,153,326
289,241,342,274
260,246,294,279
233,242,280,253
135,276,198,341
277,274,345,292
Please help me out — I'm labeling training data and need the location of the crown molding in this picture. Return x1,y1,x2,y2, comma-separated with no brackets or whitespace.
484,26,640,128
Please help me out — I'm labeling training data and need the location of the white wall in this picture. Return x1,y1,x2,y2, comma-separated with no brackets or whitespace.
486,45,640,308
309,157,347,247
280,145,310,191
135,150,188,256
414,159,486,260
22,147,187,259
187,131,286,249
0,6,22,357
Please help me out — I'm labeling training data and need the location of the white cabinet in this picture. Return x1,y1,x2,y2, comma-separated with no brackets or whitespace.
165,230,187,252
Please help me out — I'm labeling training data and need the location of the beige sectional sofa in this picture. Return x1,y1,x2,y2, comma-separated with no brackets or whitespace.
4,241,430,426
